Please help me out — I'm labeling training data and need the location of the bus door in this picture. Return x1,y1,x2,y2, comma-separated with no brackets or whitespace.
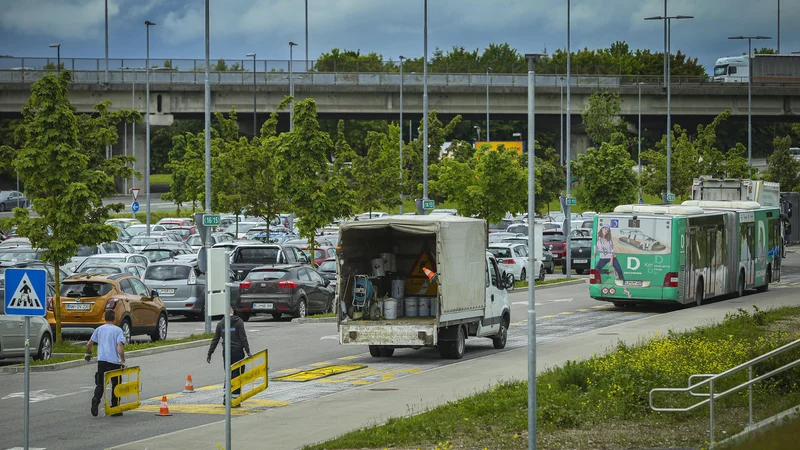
745,223,756,288
772,219,781,282
706,228,717,298
684,228,697,303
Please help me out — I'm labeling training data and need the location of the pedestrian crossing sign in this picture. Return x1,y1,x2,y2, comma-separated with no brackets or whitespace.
3,268,47,317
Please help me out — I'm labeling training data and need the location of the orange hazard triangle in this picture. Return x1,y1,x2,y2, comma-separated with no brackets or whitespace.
408,250,436,279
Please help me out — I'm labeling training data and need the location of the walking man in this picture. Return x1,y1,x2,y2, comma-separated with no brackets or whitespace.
207,308,251,405
85,310,126,417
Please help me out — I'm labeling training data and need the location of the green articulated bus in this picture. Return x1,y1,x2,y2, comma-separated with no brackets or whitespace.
589,201,783,306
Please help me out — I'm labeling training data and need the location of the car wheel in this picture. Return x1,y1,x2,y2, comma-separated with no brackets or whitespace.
696,280,705,307
0,203,6,212
120,318,132,344
492,318,508,350
520,269,527,281
271,313,282,320
293,299,307,319
452,326,466,359
35,333,52,361
506,273,515,291
150,313,168,342
546,265,554,274
539,266,546,282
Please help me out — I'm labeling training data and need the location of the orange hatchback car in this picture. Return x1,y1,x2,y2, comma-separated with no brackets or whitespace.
46,273,168,343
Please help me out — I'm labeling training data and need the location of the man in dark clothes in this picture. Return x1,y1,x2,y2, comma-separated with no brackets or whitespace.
207,308,251,405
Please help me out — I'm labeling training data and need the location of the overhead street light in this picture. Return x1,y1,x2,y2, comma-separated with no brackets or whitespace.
246,53,257,137
422,0,430,213
729,35,772,177
399,55,406,214
48,44,60,75
486,66,492,143
644,3,694,204
144,20,156,236
289,41,298,131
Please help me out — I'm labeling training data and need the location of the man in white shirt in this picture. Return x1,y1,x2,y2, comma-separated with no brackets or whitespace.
85,310,126,417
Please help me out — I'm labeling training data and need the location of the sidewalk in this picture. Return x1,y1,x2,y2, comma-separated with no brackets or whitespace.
109,291,800,450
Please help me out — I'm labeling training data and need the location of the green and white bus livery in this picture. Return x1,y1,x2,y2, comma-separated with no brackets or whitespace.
589,201,782,306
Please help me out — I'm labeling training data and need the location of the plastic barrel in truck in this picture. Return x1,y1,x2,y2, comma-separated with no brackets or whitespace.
336,215,513,360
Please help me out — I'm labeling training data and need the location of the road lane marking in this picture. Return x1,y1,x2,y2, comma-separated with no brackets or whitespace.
575,308,589,312
557,311,574,315
337,355,363,361
540,315,556,319
272,364,366,382
308,361,332,367
272,368,301,375
320,335,338,340
135,404,260,415
591,305,607,309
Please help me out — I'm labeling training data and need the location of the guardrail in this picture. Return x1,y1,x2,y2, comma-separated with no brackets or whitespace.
649,338,800,447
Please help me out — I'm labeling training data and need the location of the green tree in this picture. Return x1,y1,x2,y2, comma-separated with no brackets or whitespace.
150,120,203,172
278,98,354,264
319,119,389,156
354,127,402,214
404,111,462,198
765,136,800,191
43,62,65,70
534,145,566,213
313,48,385,72
581,91,624,145
430,145,527,226
573,133,637,212
162,131,204,212
6,72,138,342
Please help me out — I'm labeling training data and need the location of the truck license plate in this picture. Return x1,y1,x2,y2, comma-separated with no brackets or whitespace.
253,303,273,310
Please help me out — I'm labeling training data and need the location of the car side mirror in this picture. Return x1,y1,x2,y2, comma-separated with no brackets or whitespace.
150,289,159,298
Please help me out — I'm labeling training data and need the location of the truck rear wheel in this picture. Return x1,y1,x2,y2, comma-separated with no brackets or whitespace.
439,326,466,360
493,318,508,349
369,345,381,357
379,347,394,357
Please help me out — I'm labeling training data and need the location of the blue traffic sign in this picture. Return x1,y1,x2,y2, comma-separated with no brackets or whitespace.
3,268,47,317
132,201,140,213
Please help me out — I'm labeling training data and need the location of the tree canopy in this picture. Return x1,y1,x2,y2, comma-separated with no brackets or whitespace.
573,133,637,212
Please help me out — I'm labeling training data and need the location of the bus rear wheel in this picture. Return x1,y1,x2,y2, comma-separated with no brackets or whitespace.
695,280,704,307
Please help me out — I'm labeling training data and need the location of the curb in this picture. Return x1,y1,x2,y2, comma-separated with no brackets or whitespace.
291,317,337,324
514,278,587,292
0,338,212,374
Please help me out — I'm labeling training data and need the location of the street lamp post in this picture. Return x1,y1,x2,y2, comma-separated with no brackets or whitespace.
289,41,298,131
49,44,60,75
565,0,572,280
486,67,492,143
778,0,781,54
122,66,142,202
246,53,257,137
422,0,429,209
729,35,772,177
635,82,645,203
305,0,309,71
399,55,405,214
645,6,693,203
105,0,109,84
559,76,564,166
145,20,155,237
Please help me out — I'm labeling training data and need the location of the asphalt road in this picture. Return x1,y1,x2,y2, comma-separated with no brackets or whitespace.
1,255,798,450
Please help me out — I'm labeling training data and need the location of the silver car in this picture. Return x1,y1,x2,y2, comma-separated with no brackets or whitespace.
74,253,150,274
143,261,206,320
77,262,147,280
0,286,54,361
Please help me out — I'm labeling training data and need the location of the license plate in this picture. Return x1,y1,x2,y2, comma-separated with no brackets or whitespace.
253,303,273,310
574,259,588,264
625,280,644,287
159,288,176,295
66,303,92,311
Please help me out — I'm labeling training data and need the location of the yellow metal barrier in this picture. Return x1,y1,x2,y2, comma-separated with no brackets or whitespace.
230,349,268,407
104,366,141,416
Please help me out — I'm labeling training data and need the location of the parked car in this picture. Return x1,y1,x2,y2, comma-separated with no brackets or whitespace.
562,237,592,275
211,240,250,253
233,222,266,240
0,291,54,361
299,246,337,267
187,232,235,252
488,218,523,233
157,218,194,227
74,253,150,273
355,212,389,221
126,224,168,237
162,226,197,241
47,273,168,342
543,232,567,266
430,209,458,216
141,242,195,263
0,237,32,249
0,248,46,267
497,238,556,275
229,244,310,279
112,240,136,254
233,265,334,320
105,218,141,230
488,243,543,284
63,242,130,273
0,262,67,303
143,260,207,319
506,223,529,236
77,262,146,280
128,234,172,252
284,237,336,247
0,190,29,211
317,257,337,290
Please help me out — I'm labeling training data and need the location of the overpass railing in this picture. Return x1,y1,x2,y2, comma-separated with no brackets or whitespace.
0,56,718,88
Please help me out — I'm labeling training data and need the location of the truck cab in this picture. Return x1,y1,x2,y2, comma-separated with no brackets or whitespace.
713,56,749,83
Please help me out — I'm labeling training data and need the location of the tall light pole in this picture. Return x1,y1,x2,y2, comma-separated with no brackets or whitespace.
305,0,309,71
203,0,214,348
565,0,572,280
145,20,155,236
645,6,693,203
559,76,564,166
422,0,429,209
486,66,492,143
246,53,257,136
474,126,481,142
635,82,645,203
122,66,142,205
105,0,109,84
289,41,298,131
525,50,546,450
777,0,781,54
729,35,772,177
399,55,405,214
49,44,60,75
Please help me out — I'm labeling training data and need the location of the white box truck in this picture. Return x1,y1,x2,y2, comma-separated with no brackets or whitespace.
336,215,512,359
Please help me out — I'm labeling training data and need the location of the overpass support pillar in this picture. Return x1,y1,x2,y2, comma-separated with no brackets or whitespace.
111,114,173,194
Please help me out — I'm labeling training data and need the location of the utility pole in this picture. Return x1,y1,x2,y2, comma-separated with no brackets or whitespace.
422,0,429,209
565,0,572,280
204,0,212,336
399,55,405,214
486,66,492,143
145,20,156,236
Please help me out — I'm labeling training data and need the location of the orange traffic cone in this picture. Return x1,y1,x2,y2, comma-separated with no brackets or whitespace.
422,267,438,282
183,375,195,393
155,395,172,416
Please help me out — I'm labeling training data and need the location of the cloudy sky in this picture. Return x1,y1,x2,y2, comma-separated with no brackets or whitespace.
1,0,798,74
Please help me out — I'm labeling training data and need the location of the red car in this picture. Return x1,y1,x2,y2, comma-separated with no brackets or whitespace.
168,226,197,241
300,246,337,267
543,231,567,266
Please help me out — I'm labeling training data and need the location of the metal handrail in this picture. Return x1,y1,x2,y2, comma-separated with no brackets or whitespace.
649,338,800,447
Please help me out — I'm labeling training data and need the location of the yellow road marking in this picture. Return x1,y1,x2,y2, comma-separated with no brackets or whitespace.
557,311,573,315
272,364,366,382
510,322,521,326
272,368,300,375
541,315,556,319
195,384,223,391
318,367,391,383
136,404,256,415
353,380,374,385
575,308,589,312
381,368,422,382
148,393,182,401
308,361,332,367
337,355,362,361
591,305,606,309
243,399,291,408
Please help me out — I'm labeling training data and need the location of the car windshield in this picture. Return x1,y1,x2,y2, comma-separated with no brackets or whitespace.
143,250,174,262
81,266,123,275
713,65,727,76
187,236,202,246
234,247,279,264
247,270,288,281
502,239,528,246
488,248,513,258
319,260,336,272
507,225,528,235
237,223,261,233
126,226,148,236
60,282,113,298
76,245,99,257
573,239,592,248
145,265,192,281
544,234,566,243
0,251,38,263
129,237,158,246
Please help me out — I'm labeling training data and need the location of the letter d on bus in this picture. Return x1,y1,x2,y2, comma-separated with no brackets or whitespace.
627,258,641,271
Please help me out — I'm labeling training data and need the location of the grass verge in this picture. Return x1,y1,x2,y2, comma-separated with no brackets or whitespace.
515,278,575,289
309,312,336,319
304,306,800,450
29,333,214,366
149,173,173,185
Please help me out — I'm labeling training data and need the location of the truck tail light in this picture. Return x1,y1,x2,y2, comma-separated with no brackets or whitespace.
239,280,252,289
278,280,298,289
589,269,601,284
663,272,679,288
